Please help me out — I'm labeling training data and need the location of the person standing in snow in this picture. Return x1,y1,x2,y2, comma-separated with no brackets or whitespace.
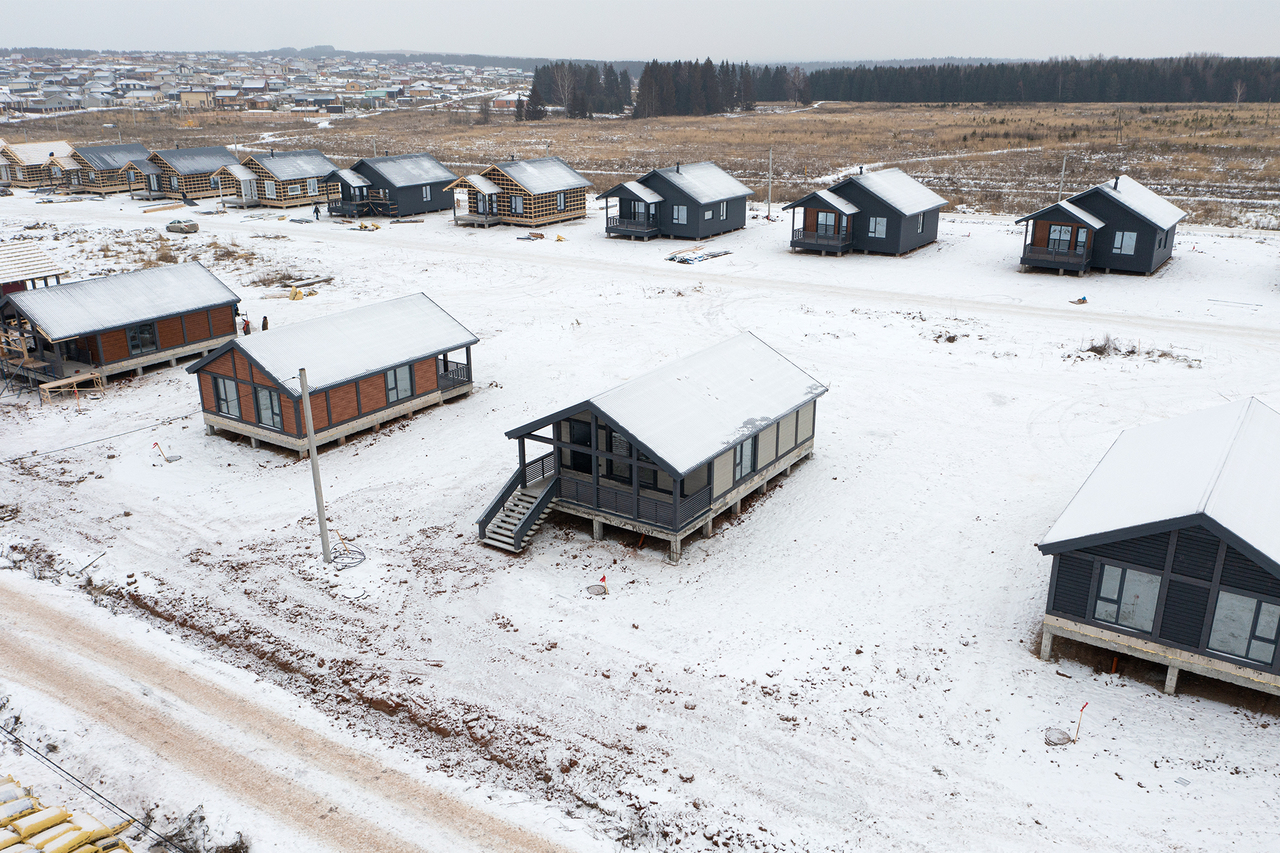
242,317,251,335
261,316,269,331
313,203,321,221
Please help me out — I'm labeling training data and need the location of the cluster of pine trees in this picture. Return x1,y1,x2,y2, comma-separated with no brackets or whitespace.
526,61,633,118
632,60,811,118
808,56,1280,103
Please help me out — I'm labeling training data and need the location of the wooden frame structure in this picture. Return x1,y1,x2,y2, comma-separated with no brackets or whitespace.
67,143,157,195
0,140,76,189
446,157,590,228
240,149,340,209
147,147,240,199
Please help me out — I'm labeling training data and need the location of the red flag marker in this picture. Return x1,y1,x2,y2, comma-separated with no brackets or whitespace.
1074,702,1088,743
600,575,606,583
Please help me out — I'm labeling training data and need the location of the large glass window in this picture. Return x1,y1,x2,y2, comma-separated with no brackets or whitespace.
1208,591,1280,666
719,201,728,220
307,177,318,196
1093,564,1161,633
868,217,887,239
556,192,566,211
209,175,220,191
1075,228,1088,253
603,428,632,483
816,210,836,237
510,195,524,214
916,213,924,234
422,185,431,202
672,205,687,224
1048,224,1073,251
255,387,282,430
264,180,277,199
1113,231,1137,255
213,376,239,418
385,364,412,403
127,323,157,355
733,436,757,482
568,419,592,474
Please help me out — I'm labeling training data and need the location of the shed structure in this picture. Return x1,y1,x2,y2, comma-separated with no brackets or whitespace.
598,162,753,241
445,157,590,228
0,140,75,188
147,146,240,199
1017,176,1186,276
478,333,826,561
239,149,339,208
187,294,477,456
0,242,66,294
787,167,947,256
67,143,159,194
1038,398,1280,698
342,152,458,217
0,262,239,387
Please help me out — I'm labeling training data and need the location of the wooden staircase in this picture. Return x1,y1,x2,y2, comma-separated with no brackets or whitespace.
479,485,554,552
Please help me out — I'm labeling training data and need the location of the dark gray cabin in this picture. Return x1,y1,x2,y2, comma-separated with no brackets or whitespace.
477,333,826,562
788,167,946,257
344,152,458,217
599,162,753,241
1038,398,1280,698
1017,176,1185,276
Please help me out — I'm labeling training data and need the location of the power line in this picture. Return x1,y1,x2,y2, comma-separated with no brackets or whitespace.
2,410,201,465
0,723,195,853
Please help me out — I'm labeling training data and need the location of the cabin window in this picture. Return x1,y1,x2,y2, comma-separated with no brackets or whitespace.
704,209,714,220
255,387,283,430
477,193,488,214
556,192,566,211
264,180,277,199
307,177,319,196
511,195,524,215
288,184,302,196
213,376,240,418
603,428,632,483
1093,563,1160,633
385,364,412,403
126,323,157,355
1075,228,1088,253
1113,231,1137,255
815,210,837,237
1048,224,1073,252
868,217,887,239
210,175,222,190
719,201,727,220
422,185,431,202
169,175,180,191
127,170,137,183
917,213,924,233
1208,590,1280,666
733,436,757,482
672,205,687,224
13,167,23,181
631,200,646,218
568,419,592,474
87,171,96,182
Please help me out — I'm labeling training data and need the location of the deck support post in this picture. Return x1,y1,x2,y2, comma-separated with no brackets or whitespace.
250,437,259,449
1164,665,1180,695
135,366,143,377
702,518,713,537
299,448,308,460
756,482,767,496
1039,630,1054,661
668,534,681,563
205,424,215,436
592,519,603,541
731,500,742,516
338,436,345,446
169,357,178,367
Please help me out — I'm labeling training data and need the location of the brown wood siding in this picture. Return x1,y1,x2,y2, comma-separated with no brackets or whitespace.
358,375,386,413
210,305,235,336
329,383,359,423
281,395,298,435
803,208,817,231
308,393,330,430
86,335,101,363
199,372,215,411
206,351,235,376
233,351,251,380
413,359,438,394
100,329,129,363
237,382,254,423
184,310,211,341
251,365,272,386
156,316,184,349
1031,220,1049,248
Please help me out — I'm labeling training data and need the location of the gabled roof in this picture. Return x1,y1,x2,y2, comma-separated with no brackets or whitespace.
324,167,371,188
597,180,664,204
1039,398,1280,576
1071,175,1186,231
3,140,75,166
1015,199,1106,230
215,162,256,182
491,157,590,195
508,333,827,477
643,162,753,205
188,293,477,397
149,146,239,175
73,142,153,171
833,167,947,217
354,152,456,187
1,262,239,342
246,148,337,181
0,241,66,285
449,174,502,196
126,158,162,176
783,188,858,216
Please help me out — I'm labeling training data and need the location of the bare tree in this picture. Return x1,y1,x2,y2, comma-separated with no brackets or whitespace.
550,63,576,108
1233,79,1247,104
476,98,492,125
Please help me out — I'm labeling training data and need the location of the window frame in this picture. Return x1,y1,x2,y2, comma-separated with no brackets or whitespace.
306,177,319,196
815,210,837,237
288,183,302,196
169,175,180,191
510,195,524,215
1048,224,1073,251
263,180,277,199
556,191,566,211
733,436,757,482
917,212,924,234
567,418,592,474
719,201,727,220
385,364,413,404
1092,562,1161,634
213,376,240,418
126,322,158,355
869,216,887,239
1113,230,1137,255
672,205,687,224
254,387,283,431
703,209,714,221
422,184,431,202
1208,589,1280,666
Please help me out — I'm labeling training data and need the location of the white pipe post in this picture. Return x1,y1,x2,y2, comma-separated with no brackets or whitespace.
767,146,773,219
298,368,332,563
1057,155,1067,202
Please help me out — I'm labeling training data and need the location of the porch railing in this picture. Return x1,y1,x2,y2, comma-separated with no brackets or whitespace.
792,228,853,248
437,359,471,390
676,484,713,527
477,467,522,540
558,477,684,530
1022,244,1093,266
607,215,659,232
524,451,556,486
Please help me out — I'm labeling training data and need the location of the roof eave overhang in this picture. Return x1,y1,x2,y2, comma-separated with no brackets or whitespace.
505,400,682,480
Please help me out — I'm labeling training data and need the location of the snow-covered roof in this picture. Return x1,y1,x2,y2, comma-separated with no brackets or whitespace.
249,149,337,181
150,146,239,175
1014,199,1106,230
597,180,664,204
0,241,66,285
1076,175,1186,231
782,188,858,216
216,293,477,396
217,163,256,182
839,167,947,216
357,152,456,187
1040,398,1280,572
647,162,753,205
73,142,152,171
326,167,371,188
493,157,589,195
512,333,827,476
3,139,74,166
2,262,239,342
461,174,501,196
126,158,162,176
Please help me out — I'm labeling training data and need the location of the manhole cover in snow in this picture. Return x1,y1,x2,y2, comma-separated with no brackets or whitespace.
336,586,367,600
586,584,607,596
1044,728,1072,746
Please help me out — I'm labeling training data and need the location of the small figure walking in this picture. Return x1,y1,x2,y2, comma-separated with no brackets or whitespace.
313,203,321,221
261,315,269,332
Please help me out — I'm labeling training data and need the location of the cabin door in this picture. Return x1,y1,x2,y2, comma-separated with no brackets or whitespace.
242,179,257,201
147,174,159,192
476,193,488,214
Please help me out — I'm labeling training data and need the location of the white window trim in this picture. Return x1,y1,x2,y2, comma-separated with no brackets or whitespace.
869,216,887,239
1113,230,1137,255
719,201,727,220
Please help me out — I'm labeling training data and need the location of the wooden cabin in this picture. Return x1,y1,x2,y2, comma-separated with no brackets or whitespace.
67,143,156,194
445,157,590,228
239,149,339,209
187,293,478,457
599,162,753,241
323,168,373,218
0,262,239,386
1039,398,1280,698
147,146,240,199
345,152,458,217
479,333,827,562
787,167,947,257
209,162,261,207
0,140,75,188
0,242,66,295
1018,176,1186,276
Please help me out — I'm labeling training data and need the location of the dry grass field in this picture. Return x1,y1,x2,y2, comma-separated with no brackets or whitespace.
9,100,1279,226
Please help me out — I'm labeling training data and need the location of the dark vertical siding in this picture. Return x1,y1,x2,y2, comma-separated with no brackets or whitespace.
1171,526,1219,580
1081,531,1171,570
1220,547,1280,598
1051,554,1093,618
1158,581,1211,648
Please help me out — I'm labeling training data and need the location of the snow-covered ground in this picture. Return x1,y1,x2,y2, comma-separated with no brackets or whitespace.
2,192,1280,853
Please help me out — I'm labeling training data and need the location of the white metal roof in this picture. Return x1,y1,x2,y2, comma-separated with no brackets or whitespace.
494,157,590,195
1014,199,1106,230
589,333,827,476
807,189,858,216
1080,175,1187,231
3,140,75,166
0,241,66,285
1041,398,1280,569
843,167,947,216
328,167,371,187
218,163,256,182
249,149,338,181
231,293,478,396
649,162,753,205
359,152,456,187
463,174,501,195
621,180,664,203
3,262,239,342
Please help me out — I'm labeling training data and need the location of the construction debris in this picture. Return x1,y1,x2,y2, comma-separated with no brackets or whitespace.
0,773,136,853
666,247,732,264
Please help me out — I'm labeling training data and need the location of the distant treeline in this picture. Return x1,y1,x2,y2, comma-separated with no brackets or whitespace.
632,61,811,118
529,62,633,117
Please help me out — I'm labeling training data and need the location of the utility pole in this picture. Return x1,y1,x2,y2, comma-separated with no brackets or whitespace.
298,368,332,563
1057,155,1068,201
767,146,773,219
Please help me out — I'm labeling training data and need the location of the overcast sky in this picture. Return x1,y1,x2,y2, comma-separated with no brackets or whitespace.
5,0,1278,63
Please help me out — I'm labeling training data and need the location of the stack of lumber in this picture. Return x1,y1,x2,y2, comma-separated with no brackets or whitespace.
0,774,134,853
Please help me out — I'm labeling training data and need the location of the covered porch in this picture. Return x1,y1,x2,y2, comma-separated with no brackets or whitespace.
447,174,504,227
783,189,859,255
324,168,375,218
598,180,663,240
1015,200,1103,275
